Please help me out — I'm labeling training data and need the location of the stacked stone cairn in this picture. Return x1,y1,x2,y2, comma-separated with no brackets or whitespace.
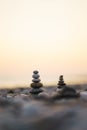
57,75,78,98
57,75,66,89
30,70,43,94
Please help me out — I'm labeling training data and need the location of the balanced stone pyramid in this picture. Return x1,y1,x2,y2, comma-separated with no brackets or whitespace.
57,75,78,98
30,70,43,94
57,75,66,88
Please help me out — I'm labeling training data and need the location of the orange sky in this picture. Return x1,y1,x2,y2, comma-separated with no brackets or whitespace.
0,0,87,86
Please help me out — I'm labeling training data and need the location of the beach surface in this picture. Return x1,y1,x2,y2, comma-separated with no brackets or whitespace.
0,85,86,130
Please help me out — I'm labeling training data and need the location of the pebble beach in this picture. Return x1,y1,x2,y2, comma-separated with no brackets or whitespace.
0,84,86,130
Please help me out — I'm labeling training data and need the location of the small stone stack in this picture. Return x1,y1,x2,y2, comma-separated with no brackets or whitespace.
57,75,79,98
57,75,66,88
30,70,43,94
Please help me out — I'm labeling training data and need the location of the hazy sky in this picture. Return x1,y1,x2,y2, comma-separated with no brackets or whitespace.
0,0,87,86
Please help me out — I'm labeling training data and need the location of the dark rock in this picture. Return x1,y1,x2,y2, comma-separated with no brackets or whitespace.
85,88,87,91
30,88,43,94
8,89,14,94
59,86,79,98
33,70,39,74
31,83,43,88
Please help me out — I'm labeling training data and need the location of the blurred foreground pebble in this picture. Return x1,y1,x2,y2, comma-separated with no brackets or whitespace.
0,98,86,130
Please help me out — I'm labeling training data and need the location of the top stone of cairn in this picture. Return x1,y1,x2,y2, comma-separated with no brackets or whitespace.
32,71,40,79
33,70,39,74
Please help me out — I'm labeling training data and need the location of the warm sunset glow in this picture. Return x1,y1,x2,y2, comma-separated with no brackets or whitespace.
0,0,87,86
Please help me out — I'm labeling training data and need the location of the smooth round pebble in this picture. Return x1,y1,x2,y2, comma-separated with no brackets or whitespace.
32,78,41,83
80,91,87,101
32,74,40,79
38,92,49,99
